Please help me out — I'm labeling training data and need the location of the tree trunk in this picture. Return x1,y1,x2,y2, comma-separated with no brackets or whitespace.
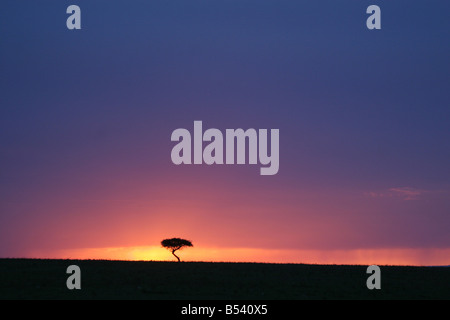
172,250,181,262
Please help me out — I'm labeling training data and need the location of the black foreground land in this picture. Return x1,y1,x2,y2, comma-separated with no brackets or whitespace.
0,259,448,300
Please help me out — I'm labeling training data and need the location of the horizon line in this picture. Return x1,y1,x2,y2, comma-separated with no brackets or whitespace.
2,257,448,268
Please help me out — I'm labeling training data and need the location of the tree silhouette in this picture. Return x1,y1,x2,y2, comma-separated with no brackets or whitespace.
161,238,193,262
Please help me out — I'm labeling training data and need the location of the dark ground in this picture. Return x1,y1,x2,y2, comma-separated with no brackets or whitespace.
0,259,448,300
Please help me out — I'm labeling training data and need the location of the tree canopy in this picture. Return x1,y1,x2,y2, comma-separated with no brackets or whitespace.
161,238,193,262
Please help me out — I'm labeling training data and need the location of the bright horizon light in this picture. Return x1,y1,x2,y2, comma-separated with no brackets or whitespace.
14,246,450,267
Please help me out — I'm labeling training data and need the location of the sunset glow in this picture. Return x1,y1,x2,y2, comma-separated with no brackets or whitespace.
21,246,450,267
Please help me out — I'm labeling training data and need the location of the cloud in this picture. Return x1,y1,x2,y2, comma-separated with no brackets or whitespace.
365,187,425,200
388,187,424,200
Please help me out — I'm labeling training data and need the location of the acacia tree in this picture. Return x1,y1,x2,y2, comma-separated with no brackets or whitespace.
161,238,193,262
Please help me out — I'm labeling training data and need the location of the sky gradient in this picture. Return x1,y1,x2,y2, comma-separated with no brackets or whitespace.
1,1,449,265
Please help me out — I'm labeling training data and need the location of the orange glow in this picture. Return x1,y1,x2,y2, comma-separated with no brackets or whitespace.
24,246,450,266
5,175,450,267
